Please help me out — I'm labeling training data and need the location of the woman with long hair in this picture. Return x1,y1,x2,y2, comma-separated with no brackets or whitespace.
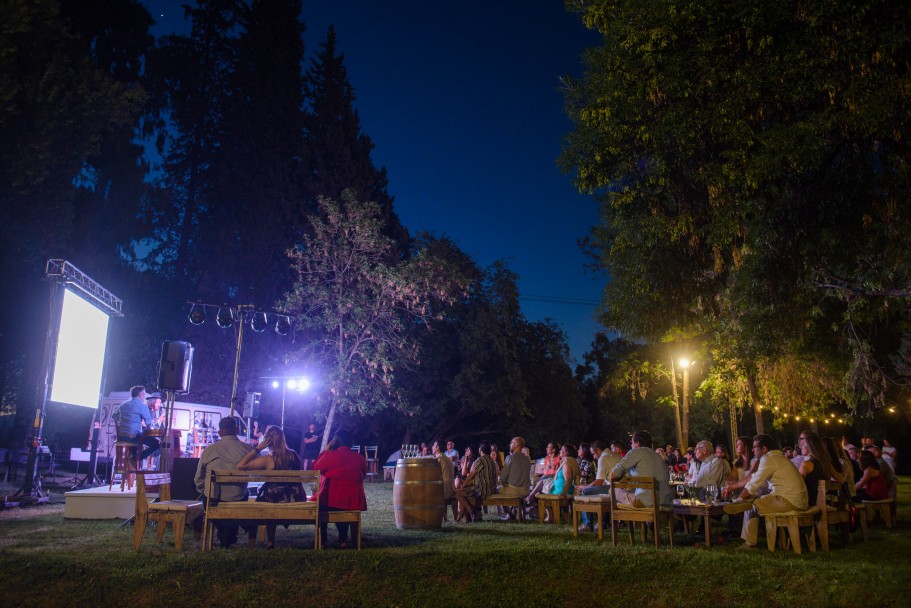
237,426,306,548
854,450,889,501
822,435,850,487
577,443,595,486
454,445,475,489
797,431,835,506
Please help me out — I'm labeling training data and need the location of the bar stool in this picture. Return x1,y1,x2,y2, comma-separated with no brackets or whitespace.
110,441,141,492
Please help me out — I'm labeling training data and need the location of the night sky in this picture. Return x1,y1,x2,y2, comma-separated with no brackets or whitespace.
145,1,605,361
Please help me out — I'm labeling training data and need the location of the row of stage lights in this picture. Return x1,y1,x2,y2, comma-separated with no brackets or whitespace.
187,303,292,335
273,378,311,391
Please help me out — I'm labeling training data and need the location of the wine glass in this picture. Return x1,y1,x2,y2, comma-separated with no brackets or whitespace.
706,484,717,504
721,480,730,501
676,483,685,502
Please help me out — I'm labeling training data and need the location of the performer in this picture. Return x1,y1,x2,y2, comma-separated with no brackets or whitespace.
114,386,159,464
301,423,321,469
146,392,166,430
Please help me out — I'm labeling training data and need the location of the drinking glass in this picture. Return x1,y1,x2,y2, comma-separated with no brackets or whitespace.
706,484,717,504
676,483,685,501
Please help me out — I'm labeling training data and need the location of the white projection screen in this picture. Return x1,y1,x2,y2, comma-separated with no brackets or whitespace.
49,288,110,409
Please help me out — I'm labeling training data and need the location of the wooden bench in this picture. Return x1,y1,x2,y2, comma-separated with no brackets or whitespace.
863,498,896,528
480,494,525,522
537,493,573,524
202,469,321,550
133,471,204,552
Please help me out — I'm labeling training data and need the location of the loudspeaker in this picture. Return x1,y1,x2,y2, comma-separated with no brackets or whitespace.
170,457,200,500
158,340,194,393
244,391,261,419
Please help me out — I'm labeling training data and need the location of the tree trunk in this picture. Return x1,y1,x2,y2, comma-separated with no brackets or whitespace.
746,371,765,435
320,399,338,452
681,368,690,450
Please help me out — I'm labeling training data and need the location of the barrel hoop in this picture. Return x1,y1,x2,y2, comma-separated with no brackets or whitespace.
394,480,443,486
393,504,446,511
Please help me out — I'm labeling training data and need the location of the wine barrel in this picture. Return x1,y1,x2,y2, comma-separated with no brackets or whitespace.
393,458,445,530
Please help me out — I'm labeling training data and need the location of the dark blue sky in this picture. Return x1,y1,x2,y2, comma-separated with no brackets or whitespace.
146,1,605,361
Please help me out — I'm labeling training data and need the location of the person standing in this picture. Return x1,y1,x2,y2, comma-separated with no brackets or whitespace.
194,416,255,548
114,386,158,464
301,423,320,469
311,429,367,549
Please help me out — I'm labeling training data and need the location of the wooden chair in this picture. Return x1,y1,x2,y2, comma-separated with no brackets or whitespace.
824,481,867,544
351,445,361,456
764,480,827,554
609,477,674,548
364,446,379,482
537,493,573,524
572,494,611,540
133,471,204,552
109,441,141,491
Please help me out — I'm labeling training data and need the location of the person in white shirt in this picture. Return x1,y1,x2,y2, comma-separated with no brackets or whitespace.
723,434,808,550
692,440,731,498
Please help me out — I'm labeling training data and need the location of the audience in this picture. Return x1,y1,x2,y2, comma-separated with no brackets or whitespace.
855,450,890,501
454,442,497,522
495,437,531,520
577,443,596,486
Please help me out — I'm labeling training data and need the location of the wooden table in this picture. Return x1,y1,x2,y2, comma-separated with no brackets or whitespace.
671,501,727,547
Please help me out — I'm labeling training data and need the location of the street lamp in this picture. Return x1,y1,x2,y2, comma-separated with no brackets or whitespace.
678,358,691,449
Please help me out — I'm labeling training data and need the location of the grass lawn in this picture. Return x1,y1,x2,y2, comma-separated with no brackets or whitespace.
1,477,909,608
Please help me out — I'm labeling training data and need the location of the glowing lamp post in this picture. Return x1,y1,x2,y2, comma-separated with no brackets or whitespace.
679,358,692,449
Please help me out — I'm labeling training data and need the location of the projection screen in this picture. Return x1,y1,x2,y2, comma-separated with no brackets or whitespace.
49,287,110,409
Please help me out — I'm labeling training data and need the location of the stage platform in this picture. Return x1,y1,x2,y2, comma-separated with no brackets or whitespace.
64,484,157,519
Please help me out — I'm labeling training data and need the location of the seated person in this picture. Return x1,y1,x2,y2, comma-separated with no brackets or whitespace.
114,386,158,465
193,416,255,548
529,444,580,522
525,442,561,499
854,450,889,501
495,437,531,520
577,443,596,486
692,440,731,499
311,429,368,549
578,440,621,530
609,431,674,508
724,434,808,550
432,441,456,501
454,442,496,522
237,426,306,548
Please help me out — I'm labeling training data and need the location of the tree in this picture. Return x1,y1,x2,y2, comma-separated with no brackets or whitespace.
279,192,466,449
304,26,409,253
561,0,911,418
0,0,152,438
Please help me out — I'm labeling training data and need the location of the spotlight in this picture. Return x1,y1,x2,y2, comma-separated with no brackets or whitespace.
297,377,310,391
275,315,291,335
272,380,279,389
287,379,297,389
216,307,235,329
251,311,269,333
188,304,206,325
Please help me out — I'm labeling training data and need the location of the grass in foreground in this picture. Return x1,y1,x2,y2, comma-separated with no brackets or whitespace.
0,478,909,608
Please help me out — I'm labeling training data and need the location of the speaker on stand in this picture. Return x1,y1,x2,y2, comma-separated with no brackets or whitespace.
157,341,193,474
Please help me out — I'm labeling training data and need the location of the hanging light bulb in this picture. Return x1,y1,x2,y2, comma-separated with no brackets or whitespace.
275,315,291,335
216,307,235,329
188,304,206,325
251,311,269,333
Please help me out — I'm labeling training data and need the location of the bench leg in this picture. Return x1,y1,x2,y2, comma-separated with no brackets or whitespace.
132,511,148,551
173,514,187,552
156,517,168,543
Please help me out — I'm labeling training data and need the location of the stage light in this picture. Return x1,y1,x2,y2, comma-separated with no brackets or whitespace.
272,380,280,389
287,379,297,389
216,307,234,329
275,315,291,335
251,311,269,333
188,304,206,325
296,377,311,391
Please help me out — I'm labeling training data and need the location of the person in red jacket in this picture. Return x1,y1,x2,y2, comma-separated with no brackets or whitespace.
311,428,367,548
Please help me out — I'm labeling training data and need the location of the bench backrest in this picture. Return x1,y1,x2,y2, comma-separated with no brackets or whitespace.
204,468,320,500
135,472,172,515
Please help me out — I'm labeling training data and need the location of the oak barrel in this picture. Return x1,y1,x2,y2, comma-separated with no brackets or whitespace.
393,458,444,529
